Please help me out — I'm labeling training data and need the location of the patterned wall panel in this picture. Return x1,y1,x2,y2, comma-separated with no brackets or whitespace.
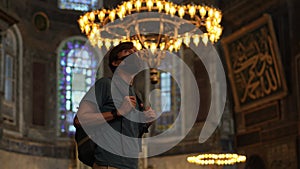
221,14,288,112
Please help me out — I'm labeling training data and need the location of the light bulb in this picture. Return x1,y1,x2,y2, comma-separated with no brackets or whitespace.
136,41,142,50
132,40,137,47
183,35,190,47
84,25,90,34
88,33,96,45
199,6,206,18
147,0,154,11
159,42,165,50
78,18,84,27
168,45,174,52
193,35,200,46
208,8,214,17
83,15,88,23
117,11,124,20
206,20,212,30
97,40,103,48
170,6,176,16
178,6,185,18
216,16,222,24
215,10,221,20
217,26,223,37
157,1,163,12
92,25,98,34
89,12,95,22
126,1,132,13
98,10,106,22
150,43,156,54
143,42,149,49
189,5,196,18
174,38,182,50
120,4,126,14
105,39,111,49
109,10,115,22
165,2,170,13
113,39,120,46
135,0,142,11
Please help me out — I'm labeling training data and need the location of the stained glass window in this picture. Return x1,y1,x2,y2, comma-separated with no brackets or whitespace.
58,38,98,136
58,0,100,11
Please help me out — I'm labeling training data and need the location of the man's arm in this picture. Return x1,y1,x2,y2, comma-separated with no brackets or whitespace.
75,101,114,127
76,96,137,127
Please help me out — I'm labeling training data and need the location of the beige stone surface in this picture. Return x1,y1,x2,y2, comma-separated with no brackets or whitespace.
0,149,73,169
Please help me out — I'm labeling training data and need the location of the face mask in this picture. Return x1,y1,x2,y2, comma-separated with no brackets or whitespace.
118,54,142,75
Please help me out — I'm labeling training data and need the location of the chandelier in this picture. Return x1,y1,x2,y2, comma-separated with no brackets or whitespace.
187,153,246,166
78,0,223,52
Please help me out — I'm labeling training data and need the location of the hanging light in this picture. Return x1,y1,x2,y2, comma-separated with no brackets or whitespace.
78,0,223,52
78,0,223,84
187,153,246,166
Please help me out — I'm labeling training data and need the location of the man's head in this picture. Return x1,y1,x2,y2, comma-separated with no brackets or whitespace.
109,42,137,73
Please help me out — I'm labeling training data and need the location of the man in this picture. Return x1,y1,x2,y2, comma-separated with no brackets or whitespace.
76,42,156,169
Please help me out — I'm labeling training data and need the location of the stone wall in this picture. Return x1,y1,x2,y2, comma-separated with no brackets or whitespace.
0,0,84,168
220,0,300,168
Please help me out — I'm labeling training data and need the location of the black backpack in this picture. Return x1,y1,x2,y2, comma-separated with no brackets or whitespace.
73,79,104,167
73,115,96,167
73,79,108,167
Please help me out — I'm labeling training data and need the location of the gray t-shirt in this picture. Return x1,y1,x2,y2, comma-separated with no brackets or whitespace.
86,77,146,169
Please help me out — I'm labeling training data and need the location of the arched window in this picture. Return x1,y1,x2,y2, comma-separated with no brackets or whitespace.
2,29,16,103
57,37,98,136
0,26,22,126
58,0,101,11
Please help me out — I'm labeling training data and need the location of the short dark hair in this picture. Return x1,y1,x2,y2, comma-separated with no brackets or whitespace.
108,42,134,73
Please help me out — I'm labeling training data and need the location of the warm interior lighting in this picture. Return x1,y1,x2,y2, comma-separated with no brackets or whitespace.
187,153,246,166
78,0,223,51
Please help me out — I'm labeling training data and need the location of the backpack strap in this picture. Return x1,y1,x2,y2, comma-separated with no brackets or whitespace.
77,135,91,147
135,91,145,111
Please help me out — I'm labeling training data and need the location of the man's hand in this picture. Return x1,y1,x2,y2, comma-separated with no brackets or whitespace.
117,96,137,116
143,106,156,123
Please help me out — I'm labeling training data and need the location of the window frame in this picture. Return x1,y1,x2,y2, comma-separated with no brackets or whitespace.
1,28,18,123
0,25,23,132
